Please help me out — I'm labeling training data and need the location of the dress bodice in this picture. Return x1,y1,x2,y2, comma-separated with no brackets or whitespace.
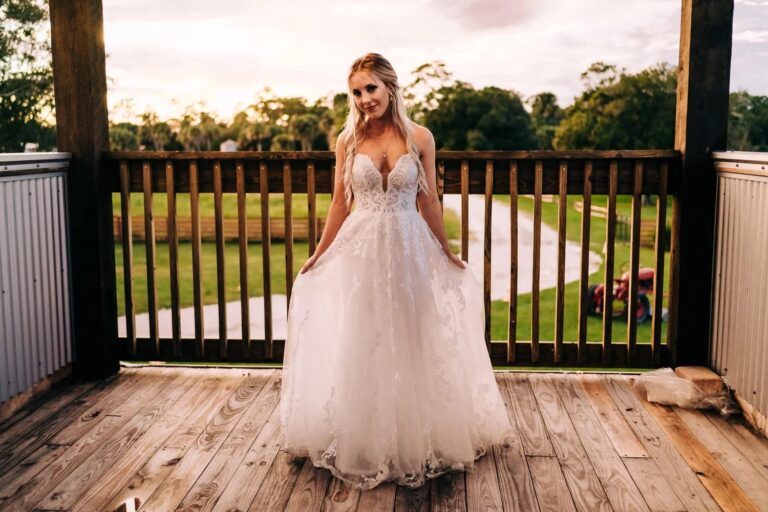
352,153,419,214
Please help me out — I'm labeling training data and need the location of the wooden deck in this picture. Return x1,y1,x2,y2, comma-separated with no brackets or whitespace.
0,367,766,511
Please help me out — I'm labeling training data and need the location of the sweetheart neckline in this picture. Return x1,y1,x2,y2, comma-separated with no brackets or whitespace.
355,153,413,193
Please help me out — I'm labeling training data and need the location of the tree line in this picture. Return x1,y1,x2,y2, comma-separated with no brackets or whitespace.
3,0,767,153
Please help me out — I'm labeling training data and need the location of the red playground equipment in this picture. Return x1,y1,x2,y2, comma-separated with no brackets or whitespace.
587,267,655,323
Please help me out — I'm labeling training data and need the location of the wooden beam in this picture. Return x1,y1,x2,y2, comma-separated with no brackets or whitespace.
672,0,733,366
50,0,119,378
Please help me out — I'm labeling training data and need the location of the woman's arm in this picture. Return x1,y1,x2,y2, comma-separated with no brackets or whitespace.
415,127,466,269
299,135,353,273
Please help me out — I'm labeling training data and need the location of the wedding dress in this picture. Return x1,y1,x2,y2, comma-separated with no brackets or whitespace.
279,152,513,490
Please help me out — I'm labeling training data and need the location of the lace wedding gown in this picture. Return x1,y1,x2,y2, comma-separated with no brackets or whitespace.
279,152,513,490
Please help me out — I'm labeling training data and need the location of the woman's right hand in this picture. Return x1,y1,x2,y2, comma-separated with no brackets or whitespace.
299,252,321,274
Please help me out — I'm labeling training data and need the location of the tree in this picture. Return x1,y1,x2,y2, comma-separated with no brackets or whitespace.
553,62,677,149
530,92,564,149
0,0,55,151
422,82,537,150
138,110,172,150
729,91,768,151
109,122,138,151
403,60,453,123
290,113,320,151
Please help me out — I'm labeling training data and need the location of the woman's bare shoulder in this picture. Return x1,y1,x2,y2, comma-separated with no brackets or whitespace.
408,121,435,152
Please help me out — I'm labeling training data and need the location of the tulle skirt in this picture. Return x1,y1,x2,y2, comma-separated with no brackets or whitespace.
279,208,513,490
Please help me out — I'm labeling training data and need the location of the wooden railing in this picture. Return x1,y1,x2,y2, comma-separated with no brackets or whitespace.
105,150,680,367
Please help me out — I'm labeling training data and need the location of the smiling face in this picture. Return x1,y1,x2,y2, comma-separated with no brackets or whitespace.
349,71,391,120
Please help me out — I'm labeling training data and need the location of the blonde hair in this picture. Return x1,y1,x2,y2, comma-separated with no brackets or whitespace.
340,53,431,207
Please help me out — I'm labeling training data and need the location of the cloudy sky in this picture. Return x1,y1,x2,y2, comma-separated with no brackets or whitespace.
102,0,768,122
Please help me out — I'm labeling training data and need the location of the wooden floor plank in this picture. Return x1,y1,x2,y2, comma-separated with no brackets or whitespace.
504,374,555,456
211,396,285,511
71,369,244,512
465,448,503,511
103,370,245,512
3,369,766,512
0,369,187,512
137,371,273,511
323,476,363,511
602,376,721,512
430,471,466,512
0,377,105,444
578,374,649,458
0,369,143,475
706,412,768,483
248,450,305,511
527,456,576,512
394,481,430,512
493,374,539,511
623,458,686,512
176,371,282,512
675,406,768,511
35,369,200,510
528,375,612,512
554,376,649,511
629,382,759,512
356,481,396,511
49,369,148,445
0,443,68,508
285,457,333,512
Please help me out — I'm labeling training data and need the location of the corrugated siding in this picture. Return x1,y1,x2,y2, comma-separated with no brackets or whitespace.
711,152,768,417
0,158,73,403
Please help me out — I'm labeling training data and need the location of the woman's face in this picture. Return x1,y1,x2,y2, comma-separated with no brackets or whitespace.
349,71,390,120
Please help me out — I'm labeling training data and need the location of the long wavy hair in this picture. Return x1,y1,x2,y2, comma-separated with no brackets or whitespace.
339,53,430,207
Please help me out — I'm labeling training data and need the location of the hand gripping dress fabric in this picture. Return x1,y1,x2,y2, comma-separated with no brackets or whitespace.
279,153,514,490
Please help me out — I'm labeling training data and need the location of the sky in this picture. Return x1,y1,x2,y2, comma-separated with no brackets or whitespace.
101,0,768,123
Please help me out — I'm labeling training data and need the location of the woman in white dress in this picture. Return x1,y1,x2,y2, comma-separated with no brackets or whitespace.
279,53,513,490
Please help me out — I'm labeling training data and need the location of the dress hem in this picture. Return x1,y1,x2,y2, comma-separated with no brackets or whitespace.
281,438,506,491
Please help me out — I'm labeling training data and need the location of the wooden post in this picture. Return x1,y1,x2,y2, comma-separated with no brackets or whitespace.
672,0,733,366
50,0,119,378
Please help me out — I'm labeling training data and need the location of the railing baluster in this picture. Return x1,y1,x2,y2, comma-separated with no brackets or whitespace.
652,161,669,361
461,159,469,262
507,160,518,363
483,160,493,353
142,161,159,356
260,161,273,359
283,161,294,307
627,161,643,364
190,160,204,357
578,161,593,364
437,160,445,211
236,161,250,358
532,160,543,363
119,160,136,356
602,160,619,365
213,160,227,358
166,161,180,357
307,161,317,256
555,160,568,363
668,190,681,363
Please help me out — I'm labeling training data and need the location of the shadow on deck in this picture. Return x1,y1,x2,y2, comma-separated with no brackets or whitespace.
0,367,766,511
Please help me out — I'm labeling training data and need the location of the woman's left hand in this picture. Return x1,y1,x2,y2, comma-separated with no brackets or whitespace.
443,248,466,269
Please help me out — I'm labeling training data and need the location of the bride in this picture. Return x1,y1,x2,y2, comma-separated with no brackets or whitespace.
279,53,513,490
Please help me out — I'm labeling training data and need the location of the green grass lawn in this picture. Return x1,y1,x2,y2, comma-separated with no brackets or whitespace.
491,194,672,344
114,192,671,348
114,195,461,316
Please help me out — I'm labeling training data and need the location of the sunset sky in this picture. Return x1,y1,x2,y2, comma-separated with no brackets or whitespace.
101,0,768,122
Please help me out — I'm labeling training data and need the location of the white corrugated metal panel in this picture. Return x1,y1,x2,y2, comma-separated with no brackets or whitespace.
711,151,768,417
0,153,73,403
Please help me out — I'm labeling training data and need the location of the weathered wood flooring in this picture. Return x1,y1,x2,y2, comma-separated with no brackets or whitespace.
1,367,767,511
